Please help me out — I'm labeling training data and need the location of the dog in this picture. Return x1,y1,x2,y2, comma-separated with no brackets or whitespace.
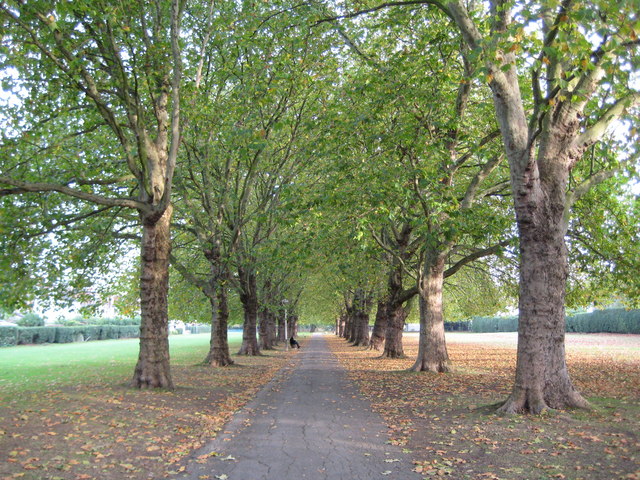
289,336,300,349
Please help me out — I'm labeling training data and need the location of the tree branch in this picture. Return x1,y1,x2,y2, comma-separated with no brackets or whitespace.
169,253,210,295
563,153,637,227
17,206,110,237
314,0,451,25
444,239,513,278
574,92,640,149
0,176,148,211
460,154,505,210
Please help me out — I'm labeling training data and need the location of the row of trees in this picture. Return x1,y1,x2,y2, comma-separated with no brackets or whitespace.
1,0,638,413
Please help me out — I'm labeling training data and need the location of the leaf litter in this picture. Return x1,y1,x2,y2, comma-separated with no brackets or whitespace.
0,348,296,480
327,333,640,480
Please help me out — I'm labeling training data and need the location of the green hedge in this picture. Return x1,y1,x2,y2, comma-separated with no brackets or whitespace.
470,315,519,333
187,324,211,334
17,326,57,345
0,326,18,347
0,325,140,347
54,325,140,343
470,309,640,334
566,309,640,334
16,313,45,327
59,316,141,327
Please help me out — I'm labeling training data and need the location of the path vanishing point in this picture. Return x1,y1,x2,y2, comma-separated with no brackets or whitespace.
178,333,421,480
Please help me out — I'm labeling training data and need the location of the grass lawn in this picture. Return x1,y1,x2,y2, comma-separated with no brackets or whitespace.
0,332,243,392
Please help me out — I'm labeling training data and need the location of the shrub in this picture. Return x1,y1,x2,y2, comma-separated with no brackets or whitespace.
59,317,86,327
63,316,141,326
566,309,640,334
117,325,140,338
444,321,470,332
16,313,44,327
470,309,640,334
17,327,57,344
55,326,84,343
0,326,18,347
470,315,518,332
187,324,211,334
1,324,141,347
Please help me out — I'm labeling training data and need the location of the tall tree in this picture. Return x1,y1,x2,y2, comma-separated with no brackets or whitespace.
0,0,184,388
443,0,639,412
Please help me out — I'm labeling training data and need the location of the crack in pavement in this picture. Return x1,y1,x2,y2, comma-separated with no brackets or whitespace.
178,333,421,480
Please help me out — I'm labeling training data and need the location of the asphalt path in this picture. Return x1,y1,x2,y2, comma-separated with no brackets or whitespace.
178,333,421,480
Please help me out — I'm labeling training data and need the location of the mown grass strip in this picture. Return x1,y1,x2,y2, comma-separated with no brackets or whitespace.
0,332,243,394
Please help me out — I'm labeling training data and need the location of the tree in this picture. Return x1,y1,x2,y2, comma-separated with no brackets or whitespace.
443,0,639,412
370,224,419,358
0,0,184,388
565,173,640,307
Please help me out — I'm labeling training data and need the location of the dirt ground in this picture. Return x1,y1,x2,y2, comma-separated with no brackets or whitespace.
328,332,640,480
0,349,296,480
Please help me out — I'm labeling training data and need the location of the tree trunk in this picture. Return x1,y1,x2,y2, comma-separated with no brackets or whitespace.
238,267,261,356
289,314,299,338
369,300,386,351
203,280,234,367
267,310,277,347
259,308,276,350
351,289,371,347
410,251,449,372
345,307,356,342
499,162,589,413
352,312,370,347
132,206,174,389
382,302,407,359
446,0,602,413
377,223,414,355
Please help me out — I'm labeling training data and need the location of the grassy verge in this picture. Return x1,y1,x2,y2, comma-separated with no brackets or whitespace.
0,333,298,480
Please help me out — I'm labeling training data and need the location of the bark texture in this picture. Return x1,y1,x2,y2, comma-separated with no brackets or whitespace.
277,312,285,343
203,280,234,367
369,301,387,351
498,143,588,413
382,302,408,359
410,252,449,373
132,206,174,389
336,313,346,337
259,308,276,350
238,267,261,356
445,0,608,412
350,289,372,347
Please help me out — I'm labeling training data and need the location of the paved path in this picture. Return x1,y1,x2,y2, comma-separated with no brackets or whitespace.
179,333,421,480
